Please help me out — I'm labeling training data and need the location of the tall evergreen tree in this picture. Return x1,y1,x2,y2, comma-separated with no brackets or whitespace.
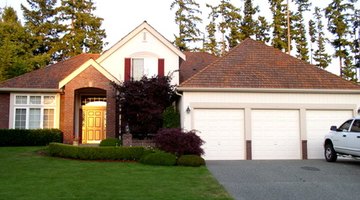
351,9,359,70
239,0,259,41
21,0,64,65
268,0,289,52
0,7,35,81
254,16,271,43
312,7,331,69
308,19,316,64
325,0,357,80
204,5,220,56
292,0,311,61
59,0,106,60
206,0,241,54
170,0,202,51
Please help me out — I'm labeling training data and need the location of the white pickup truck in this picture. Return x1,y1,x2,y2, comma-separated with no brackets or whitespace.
324,117,360,162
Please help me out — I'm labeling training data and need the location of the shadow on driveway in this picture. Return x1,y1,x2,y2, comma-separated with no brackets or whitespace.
207,159,360,200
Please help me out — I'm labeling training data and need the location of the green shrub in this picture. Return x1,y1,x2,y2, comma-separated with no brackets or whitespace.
140,151,177,166
0,129,63,146
162,106,180,128
48,143,145,161
99,138,121,147
177,155,205,167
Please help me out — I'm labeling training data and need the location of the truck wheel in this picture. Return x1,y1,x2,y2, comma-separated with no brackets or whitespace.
324,144,337,162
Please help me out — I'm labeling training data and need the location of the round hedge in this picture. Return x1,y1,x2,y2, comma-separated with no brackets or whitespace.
177,155,205,167
99,138,121,147
140,151,177,166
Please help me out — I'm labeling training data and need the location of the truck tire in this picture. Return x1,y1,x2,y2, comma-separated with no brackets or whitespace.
324,143,337,162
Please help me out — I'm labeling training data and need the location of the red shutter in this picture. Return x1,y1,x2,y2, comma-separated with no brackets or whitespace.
158,58,164,77
124,58,131,81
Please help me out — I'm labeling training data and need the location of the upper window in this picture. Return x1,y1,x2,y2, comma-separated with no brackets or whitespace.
351,120,360,132
12,94,57,129
132,58,144,81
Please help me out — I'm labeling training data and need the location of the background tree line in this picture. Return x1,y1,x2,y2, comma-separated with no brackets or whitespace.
0,0,105,82
171,0,359,82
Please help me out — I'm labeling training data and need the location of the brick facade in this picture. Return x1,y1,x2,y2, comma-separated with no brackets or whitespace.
60,65,117,143
0,93,10,128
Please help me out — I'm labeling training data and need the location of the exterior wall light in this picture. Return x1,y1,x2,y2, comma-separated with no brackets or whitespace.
186,106,191,114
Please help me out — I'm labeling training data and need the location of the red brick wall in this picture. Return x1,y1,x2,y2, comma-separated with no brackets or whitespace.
0,93,10,128
60,66,117,143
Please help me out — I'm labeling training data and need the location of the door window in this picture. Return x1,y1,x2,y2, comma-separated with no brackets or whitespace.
338,120,353,131
350,120,360,132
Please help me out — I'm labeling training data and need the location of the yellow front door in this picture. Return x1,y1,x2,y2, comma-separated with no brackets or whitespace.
82,106,106,144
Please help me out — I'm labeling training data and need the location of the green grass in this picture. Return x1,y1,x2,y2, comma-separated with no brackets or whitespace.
0,147,233,200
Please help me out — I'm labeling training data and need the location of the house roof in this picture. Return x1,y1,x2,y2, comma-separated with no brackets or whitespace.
180,51,217,83
179,38,360,90
97,21,186,63
0,53,100,90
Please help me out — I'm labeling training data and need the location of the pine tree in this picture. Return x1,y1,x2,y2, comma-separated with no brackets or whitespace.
268,0,288,52
59,0,106,60
308,19,316,64
170,0,202,51
254,16,271,43
325,0,357,80
292,0,311,61
21,0,64,65
312,7,331,69
351,9,359,71
206,0,241,54
0,7,34,81
239,0,259,41
204,5,220,56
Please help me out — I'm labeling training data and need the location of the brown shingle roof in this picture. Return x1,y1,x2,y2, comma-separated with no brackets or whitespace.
180,39,360,90
0,53,100,89
180,52,217,83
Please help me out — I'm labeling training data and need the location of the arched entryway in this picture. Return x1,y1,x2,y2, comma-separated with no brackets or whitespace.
75,88,107,144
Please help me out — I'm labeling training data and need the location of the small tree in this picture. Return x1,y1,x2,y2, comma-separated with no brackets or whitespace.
112,76,177,139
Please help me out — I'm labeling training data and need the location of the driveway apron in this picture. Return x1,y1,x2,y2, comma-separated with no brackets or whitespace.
207,159,360,200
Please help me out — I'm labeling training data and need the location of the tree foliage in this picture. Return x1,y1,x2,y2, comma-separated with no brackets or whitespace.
325,0,357,81
239,0,259,41
292,0,311,61
0,7,35,81
21,0,63,65
59,0,107,60
269,0,289,52
311,7,332,69
112,76,177,139
171,0,203,51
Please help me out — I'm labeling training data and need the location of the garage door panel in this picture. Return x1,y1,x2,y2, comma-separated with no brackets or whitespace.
252,110,301,160
306,110,353,159
194,109,245,160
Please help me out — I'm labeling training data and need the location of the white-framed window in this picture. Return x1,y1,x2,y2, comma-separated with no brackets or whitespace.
12,94,57,129
132,58,144,81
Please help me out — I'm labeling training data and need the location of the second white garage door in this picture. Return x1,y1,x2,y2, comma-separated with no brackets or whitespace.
193,109,245,160
306,110,353,159
252,110,301,160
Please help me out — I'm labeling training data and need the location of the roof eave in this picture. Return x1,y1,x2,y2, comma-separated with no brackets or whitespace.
0,88,62,93
177,87,360,94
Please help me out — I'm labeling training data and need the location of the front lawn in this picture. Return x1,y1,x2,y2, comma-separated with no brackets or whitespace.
0,147,233,200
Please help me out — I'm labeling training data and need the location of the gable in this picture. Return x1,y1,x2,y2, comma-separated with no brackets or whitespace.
179,39,360,91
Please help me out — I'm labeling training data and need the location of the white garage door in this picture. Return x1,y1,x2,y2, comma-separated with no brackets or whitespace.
193,109,245,160
252,110,301,160
306,110,353,159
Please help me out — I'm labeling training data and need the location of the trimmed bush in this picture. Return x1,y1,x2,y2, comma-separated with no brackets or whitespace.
154,128,204,156
162,106,180,128
48,143,145,161
140,151,177,166
99,138,121,147
0,129,63,146
177,155,205,167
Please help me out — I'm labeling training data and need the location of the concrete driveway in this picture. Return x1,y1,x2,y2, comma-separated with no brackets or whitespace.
207,159,360,200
